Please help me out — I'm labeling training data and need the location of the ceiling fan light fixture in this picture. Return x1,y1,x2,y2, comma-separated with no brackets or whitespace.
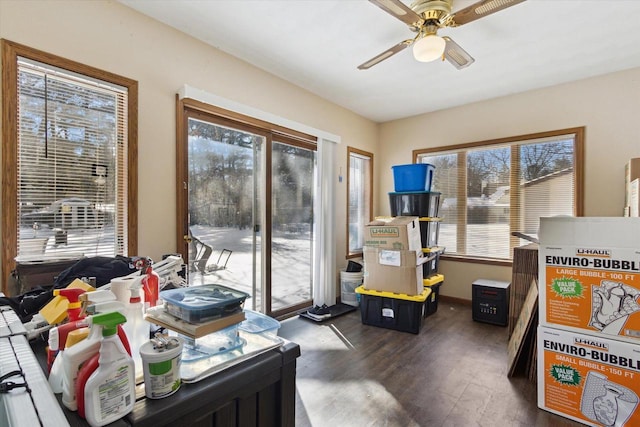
412,34,446,62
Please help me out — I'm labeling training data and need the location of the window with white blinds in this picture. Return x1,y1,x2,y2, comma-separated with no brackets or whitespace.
415,128,584,261
347,147,373,257
14,58,128,260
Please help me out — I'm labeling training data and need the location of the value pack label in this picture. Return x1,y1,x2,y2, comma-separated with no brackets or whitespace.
538,326,640,426
540,245,640,340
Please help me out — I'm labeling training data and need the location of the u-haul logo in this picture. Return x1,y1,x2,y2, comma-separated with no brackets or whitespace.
574,337,609,351
370,228,399,238
576,248,611,258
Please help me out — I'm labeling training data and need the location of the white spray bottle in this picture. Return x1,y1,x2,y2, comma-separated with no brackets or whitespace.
121,275,149,381
83,311,135,427
47,287,89,393
61,290,122,411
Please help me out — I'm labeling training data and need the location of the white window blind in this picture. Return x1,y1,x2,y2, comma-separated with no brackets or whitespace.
16,58,128,260
417,132,581,260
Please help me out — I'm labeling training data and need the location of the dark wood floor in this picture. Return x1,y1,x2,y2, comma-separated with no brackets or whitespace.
278,300,584,427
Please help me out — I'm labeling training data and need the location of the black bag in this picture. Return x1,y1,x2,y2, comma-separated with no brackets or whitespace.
0,256,137,322
53,255,137,288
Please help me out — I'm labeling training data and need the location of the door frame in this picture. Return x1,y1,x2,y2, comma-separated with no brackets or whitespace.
176,96,317,317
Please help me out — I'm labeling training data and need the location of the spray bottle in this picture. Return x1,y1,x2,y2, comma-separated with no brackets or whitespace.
83,312,135,427
54,288,87,322
60,291,123,411
75,301,131,419
47,288,88,392
48,319,87,393
122,275,149,381
142,259,160,311
48,288,89,370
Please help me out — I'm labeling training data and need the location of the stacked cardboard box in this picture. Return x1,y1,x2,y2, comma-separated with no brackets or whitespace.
357,167,446,333
538,217,640,426
362,216,425,296
358,216,432,334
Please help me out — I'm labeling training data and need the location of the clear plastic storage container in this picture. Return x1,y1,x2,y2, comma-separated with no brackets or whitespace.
160,284,249,322
238,309,280,335
178,324,245,362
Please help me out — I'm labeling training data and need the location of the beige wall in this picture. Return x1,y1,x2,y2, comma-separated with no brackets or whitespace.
3,1,639,302
0,0,378,286
378,67,640,299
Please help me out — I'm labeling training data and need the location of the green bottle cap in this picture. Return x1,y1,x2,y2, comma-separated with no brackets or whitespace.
91,311,127,337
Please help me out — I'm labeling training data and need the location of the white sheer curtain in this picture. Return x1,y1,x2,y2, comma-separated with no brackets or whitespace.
313,138,337,306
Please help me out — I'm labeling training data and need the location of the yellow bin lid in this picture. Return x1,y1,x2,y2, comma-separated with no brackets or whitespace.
355,285,431,302
421,247,445,254
424,274,445,287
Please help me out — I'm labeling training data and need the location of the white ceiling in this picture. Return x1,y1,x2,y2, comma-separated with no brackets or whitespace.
119,0,640,123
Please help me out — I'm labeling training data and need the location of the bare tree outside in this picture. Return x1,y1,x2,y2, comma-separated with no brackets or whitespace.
16,64,128,260
419,137,576,259
186,118,315,313
520,140,573,182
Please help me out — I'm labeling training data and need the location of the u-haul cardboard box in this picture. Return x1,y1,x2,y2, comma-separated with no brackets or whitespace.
538,325,640,427
363,247,427,296
364,216,422,252
539,217,640,343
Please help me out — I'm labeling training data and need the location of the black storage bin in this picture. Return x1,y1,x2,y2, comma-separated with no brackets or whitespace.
423,274,444,318
419,219,440,248
424,282,442,317
356,286,429,334
389,191,441,217
422,250,441,278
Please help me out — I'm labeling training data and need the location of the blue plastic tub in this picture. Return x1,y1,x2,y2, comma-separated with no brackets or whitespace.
392,164,435,192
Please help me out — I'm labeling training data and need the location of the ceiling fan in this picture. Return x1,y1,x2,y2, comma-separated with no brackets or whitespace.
358,0,526,70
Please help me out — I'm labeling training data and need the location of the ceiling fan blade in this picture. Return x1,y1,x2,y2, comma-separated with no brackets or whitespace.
358,40,412,70
451,0,526,26
442,36,475,69
368,0,423,27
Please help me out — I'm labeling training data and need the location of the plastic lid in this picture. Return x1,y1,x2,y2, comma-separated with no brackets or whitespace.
421,246,445,254
355,285,431,302
160,284,249,311
388,191,441,195
423,274,445,286
238,310,280,334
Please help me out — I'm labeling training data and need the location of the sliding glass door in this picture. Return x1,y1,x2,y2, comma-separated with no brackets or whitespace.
270,140,316,312
185,116,265,309
178,106,316,317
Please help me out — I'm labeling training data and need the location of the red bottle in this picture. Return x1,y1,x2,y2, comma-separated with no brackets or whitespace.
142,264,160,310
